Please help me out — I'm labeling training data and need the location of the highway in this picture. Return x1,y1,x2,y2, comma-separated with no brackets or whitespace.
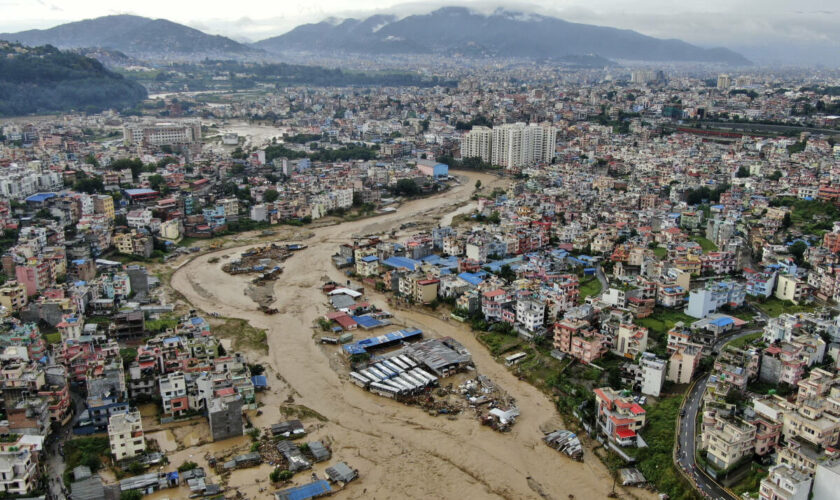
675,327,763,500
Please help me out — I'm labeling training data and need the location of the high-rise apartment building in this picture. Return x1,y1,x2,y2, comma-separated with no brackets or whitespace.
460,126,493,163
490,122,557,169
717,74,731,91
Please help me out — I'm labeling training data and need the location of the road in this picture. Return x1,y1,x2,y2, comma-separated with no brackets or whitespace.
676,327,763,500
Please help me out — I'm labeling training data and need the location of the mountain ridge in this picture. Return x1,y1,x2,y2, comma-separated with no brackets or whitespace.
255,7,750,65
0,14,260,61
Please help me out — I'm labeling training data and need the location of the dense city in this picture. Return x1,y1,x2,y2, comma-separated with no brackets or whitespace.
2,32,840,500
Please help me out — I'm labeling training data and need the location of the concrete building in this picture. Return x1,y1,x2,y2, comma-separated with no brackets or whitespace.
490,122,557,169
594,387,646,447
460,126,493,163
123,121,201,148
667,345,701,384
159,372,188,416
108,410,145,461
775,274,810,305
686,280,746,319
759,464,811,500
639,352,666,397
702,414,756,470
813,458,840,500
208,394,243,442
0,450,37,495
613,324,649,359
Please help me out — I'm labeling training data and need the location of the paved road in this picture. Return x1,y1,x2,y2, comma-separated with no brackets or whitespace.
595,264,609,292
676,327,763,500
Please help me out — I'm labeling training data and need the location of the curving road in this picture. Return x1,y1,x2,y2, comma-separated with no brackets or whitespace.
676,327,763,500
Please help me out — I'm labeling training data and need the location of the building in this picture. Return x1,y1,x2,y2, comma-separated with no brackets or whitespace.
759,464,812,500
0,450,37,495
0,281,27,313
775,274,810,305
159,372,188,416
208,394,243,442
594,387,646,447
717,74,731,90
416,159,449,179
686,280,746,319
667,345,701,384
702,413,756,470
108,410,145,461
813,458,840,500
639,352,666,397
613,324,649,358
490,122,557,168
123,121,201,148
460,126,493,163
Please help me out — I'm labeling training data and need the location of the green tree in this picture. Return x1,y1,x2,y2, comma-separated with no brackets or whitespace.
121,491,143,500
475,179,482,190
789,241,808,265
735,166,750,178
148,174,166,192
393,179,420,196
111,158,144,180
264,189,280,203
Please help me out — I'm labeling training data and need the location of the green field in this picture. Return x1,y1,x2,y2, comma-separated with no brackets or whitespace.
635,308,696,336
653,247,667,259
726,331,763,349
750,297,815,318
579,277,603,299
690,236,718,253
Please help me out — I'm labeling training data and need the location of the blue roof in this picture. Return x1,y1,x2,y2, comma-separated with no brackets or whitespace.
251,375,268,388
352,315,384,329
25,192,56,203
360,255,378,263
458,272,485,286
381,256,420,271
124,188,157,195
711,317,734,327
163,337,181,344
342,328,422,355
275,480,332,500
190,317,204,325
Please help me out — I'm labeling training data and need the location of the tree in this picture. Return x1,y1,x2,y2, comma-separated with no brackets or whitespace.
735,166,750,178
110,158,144,180
73,177,104,194
475,179,482,190
393,179,420,196
789,241,808,265
264,189,280,203
782,212,792,229
120,491,143,500
148,174,166,192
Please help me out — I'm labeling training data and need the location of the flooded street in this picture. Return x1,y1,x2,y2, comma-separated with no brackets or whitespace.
171,172,651,500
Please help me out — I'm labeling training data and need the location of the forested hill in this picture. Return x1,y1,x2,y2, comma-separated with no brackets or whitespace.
0,41,147,116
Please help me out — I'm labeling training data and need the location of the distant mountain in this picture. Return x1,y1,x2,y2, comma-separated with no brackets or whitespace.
256,7,750,65
0,41,147,116
0,15,261,61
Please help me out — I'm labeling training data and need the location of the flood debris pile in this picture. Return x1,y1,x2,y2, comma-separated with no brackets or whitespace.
222,243,293,275
460,375,520,432
543,429,584,461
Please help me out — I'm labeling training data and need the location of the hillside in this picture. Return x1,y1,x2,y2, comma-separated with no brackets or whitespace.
256,7,750,65
0,15,260,60
0,41,147,116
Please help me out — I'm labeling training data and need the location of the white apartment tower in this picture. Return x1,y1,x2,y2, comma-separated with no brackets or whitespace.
460,126,493,163
491,122,557,169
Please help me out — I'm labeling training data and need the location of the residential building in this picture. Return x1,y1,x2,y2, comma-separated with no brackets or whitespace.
759,464,812,500
639,352,666,397
108,410,145,461
594,387,646,447
702,413,756,470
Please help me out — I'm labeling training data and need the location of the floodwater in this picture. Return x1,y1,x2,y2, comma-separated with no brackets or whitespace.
171,172,655,500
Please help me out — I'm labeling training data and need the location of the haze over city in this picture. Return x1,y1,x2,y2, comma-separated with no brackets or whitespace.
2,0,839,64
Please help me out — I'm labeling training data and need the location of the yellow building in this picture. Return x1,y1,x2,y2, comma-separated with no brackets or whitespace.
0,281,27,312
93,195,115,220
113,233,134,254
775,274,810,304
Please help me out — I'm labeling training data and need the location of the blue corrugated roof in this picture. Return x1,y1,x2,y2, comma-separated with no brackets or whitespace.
275,480,332,500
342,328,422,354
360,255,378,262
381,256,420,271
352,315,383,329
25,192,56,203
251,375,268,388
458,272,485,286
711,317,734,327
124,188,157,195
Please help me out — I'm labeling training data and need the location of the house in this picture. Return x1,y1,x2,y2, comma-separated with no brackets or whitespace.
108,409,145,461
613,324,648,359
639,352,666,397
208,394,243,442
701,412,756,470
686,280,745,319
594,387,646,447
759,464,812,500
775,274,810,305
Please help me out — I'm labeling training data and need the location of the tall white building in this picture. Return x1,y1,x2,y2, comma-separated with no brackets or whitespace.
460,126,493,163
491,122,557,169
639,352,666,397
812,458,840,500
717,74,732,91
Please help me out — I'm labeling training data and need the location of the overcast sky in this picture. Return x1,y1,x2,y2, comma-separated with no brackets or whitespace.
2,0,838,64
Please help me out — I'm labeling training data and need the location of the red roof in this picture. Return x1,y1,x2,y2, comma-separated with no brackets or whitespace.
334,315,357,329
630,404,646,415
215,387,235,397
615,428,636,439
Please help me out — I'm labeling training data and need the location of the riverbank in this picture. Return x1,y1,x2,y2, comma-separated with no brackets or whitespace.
170,171,654,499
